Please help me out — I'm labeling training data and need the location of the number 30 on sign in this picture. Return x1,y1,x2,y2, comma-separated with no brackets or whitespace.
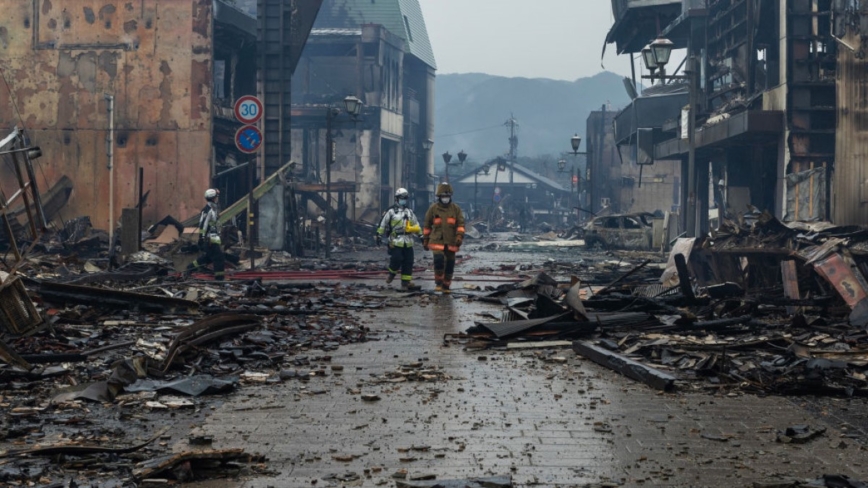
234,95,263,124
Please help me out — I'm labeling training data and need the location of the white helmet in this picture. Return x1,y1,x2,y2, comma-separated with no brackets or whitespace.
395,188,409,199
204,188,219,200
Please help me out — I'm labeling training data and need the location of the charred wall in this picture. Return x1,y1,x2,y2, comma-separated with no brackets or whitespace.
832,3,868,225
618,159,681,215
586,108,619,214
291,25,408,222
0,0,213,232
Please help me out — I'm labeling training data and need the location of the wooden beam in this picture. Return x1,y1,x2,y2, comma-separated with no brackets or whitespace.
573,341,676,391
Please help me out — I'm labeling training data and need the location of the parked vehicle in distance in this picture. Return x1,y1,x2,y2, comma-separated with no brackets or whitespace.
582,213,655,250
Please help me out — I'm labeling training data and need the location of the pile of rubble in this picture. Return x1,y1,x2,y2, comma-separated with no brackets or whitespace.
0,248,384,485
463,213,868,398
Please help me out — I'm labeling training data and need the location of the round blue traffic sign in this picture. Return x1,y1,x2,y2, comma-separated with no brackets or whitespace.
235,125,263,154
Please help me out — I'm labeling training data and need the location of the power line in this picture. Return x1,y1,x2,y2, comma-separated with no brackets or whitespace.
437,124,504,139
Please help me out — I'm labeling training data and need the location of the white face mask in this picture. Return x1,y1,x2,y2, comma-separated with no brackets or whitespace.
439,196,451,204
398,198,408,207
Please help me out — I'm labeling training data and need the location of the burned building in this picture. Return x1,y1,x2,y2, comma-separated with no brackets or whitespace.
832,3,868,225
606,0,848,232
289,0,436,225
604,84,687,219
0,1,262,234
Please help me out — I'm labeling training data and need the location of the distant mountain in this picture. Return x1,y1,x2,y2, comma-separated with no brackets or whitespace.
434,71,632,167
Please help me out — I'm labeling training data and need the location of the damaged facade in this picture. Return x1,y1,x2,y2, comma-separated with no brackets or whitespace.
605,0,864,233
0,1,215,232
290,0,436,225
589,103,683,218
0,1,265,235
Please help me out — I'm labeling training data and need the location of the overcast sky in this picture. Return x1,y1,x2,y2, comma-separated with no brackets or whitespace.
418,0,639,81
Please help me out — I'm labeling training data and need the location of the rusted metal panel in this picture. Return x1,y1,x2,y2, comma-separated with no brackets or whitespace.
834,27,868,224
812,252,868,326
0,1,213,232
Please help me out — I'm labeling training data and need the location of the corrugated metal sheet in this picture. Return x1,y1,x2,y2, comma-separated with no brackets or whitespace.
0,0,212,231
833,29,868,225
397,0,436,69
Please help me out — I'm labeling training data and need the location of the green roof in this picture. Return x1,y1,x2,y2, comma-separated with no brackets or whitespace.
314,0,437,69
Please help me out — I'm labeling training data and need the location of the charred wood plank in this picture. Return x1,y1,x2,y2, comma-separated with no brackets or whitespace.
157,313,260,374
19,353,87,363
201,306,319,315
0,336,31,369
132,448,247,480
38,281,197,313
677,315,752,331
0,427,167,458
595,259,651,296
572,341,676,391
63,262,161,285
781,260,800,315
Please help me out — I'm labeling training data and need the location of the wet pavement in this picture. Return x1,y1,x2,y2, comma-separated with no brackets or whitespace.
180,247,868,487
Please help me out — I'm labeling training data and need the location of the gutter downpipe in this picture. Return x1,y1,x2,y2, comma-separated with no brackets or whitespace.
105,94,115,268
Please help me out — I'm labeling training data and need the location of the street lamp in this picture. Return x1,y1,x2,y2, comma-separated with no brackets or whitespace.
343,95,363,117
640,36,700,237
474,162,490,218
325,95,365,259
571,134,588,156
568,135,589,223
650,37,674,72
642,43,658,76
442,149,466,183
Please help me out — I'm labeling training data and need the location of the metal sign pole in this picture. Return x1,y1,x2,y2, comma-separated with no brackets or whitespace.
233,96,264,271
248,156,255,270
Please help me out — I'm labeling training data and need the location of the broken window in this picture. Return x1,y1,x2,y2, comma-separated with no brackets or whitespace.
623,217,642,229
214,60,226,99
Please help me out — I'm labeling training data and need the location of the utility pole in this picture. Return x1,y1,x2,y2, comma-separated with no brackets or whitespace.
505,115,519,162
505,115,519,197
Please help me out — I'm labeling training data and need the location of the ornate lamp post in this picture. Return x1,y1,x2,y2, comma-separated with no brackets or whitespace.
442,149,467,183
568,135,589,222
641,36,700,236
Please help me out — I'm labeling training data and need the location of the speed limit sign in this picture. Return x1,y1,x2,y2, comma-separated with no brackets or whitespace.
234,95,263,124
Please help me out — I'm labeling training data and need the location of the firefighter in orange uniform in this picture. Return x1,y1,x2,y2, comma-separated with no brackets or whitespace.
422,183,465,293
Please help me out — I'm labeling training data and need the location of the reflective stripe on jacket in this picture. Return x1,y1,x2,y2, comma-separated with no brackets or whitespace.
377,206,421,248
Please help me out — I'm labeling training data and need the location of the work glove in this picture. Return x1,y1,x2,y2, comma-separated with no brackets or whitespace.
455,235,463,248
375,235,382,246
422,239,429,251
197,235,206,252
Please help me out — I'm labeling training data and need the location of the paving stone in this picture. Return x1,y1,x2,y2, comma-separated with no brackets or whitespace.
183,266,868,487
